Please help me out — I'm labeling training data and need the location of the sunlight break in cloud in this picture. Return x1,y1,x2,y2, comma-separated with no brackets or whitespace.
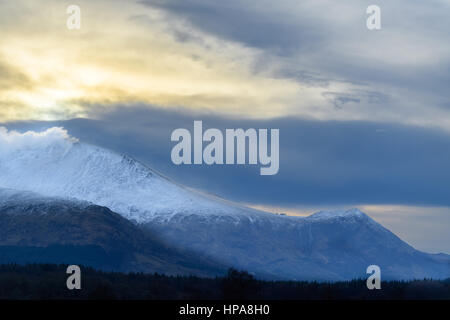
0,0,449,131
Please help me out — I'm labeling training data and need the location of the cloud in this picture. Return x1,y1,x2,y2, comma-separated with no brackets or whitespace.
142,0,322,53
0,0,311,121
0,0,448,131
0,59,33,91
143,0,450,129
0,127,77,155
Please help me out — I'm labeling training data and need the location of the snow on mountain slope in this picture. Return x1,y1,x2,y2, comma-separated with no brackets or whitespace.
0,127,264,223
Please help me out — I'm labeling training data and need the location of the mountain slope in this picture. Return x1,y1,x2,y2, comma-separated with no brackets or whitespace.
0,188,226,277
0,131,260,223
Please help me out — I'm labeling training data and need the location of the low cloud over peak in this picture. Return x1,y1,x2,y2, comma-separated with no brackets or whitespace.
0,127,77,155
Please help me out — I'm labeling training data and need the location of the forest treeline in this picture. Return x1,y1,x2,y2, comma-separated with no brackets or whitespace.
0,264,448,300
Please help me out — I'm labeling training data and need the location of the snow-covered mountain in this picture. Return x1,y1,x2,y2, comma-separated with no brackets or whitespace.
146,207,450,280
0,127,261,223
0,127,448,280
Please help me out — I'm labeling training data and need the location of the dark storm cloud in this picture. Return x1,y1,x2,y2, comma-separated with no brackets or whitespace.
141,0,322,55
5,105,450,207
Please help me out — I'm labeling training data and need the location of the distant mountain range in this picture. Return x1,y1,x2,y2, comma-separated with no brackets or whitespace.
0,133,448,280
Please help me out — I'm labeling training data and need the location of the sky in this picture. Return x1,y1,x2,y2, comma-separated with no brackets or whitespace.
0,0,449,253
